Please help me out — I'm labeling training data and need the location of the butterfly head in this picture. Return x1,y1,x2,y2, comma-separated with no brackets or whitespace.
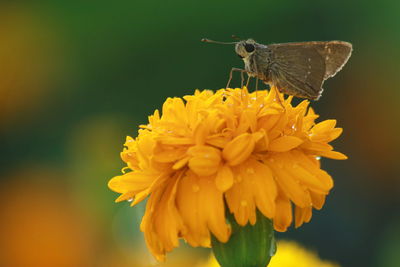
235,39,257,59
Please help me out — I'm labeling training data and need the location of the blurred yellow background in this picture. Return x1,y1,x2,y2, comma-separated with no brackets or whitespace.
1,1,399,266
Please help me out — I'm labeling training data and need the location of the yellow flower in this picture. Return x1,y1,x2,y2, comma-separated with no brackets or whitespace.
197,240,340,267
108,87,346,261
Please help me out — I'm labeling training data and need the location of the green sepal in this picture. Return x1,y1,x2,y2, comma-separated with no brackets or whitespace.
211,210,276,267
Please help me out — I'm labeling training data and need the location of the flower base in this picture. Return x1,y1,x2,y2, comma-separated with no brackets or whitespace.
212,210,276,267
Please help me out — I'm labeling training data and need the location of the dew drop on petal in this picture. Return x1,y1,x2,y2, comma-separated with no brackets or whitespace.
128,153,133,157
127,198,133,202
316,156,321,160
192,184,200,193
246,168,255,174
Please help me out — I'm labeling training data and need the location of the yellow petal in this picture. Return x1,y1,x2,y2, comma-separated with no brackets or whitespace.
223,133,255,166
251,161,277,219
310,191,326,210
108,171,155,194
319,150,348,160
273,194,292,232
215,165,234,192
267,161,311,208
153,147,187,163
300,141,333,151
312,119,336,133
176,173,230,246
285,163,332,194
294,206,312,228
141,176,185,261
172,156,190,170
225,168,257,226
188,145,222,176
269,136,304,152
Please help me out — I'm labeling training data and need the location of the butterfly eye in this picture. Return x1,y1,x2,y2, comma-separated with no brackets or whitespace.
244,43,255,53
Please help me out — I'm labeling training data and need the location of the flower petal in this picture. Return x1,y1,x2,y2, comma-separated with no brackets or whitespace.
188,145,222,176
222,133,255,166
267,160,311,208
269,136,304,152
176,172,230,246
319,150,348,160
273,194,292,232
215,165,234,192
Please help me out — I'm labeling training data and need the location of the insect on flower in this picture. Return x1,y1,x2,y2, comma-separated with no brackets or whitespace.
202,37,352,100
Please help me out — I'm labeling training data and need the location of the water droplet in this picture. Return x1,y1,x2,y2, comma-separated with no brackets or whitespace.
128,153,133,157
192,184,200,192
127,139,134,143
269,236,277,256
127,198,133,202
246,168,255,174
240,200,248,207
316,156,321,160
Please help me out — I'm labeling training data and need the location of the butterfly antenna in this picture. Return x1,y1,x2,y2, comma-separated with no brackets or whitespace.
201,38,237,45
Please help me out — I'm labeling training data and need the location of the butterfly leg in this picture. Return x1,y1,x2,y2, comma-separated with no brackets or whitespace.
245,75,251,88
240,71,245,87
226,68,248,88
273,86,285,110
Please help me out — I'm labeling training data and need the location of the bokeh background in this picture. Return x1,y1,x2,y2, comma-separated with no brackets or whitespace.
1,1,399,266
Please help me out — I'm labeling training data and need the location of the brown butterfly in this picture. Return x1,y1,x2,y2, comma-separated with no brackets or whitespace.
202,38,352,100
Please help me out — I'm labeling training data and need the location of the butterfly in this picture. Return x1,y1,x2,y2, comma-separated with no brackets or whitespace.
202,38,353,100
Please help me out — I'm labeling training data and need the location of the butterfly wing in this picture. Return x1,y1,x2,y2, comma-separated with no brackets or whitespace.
269,41,353,78
268,43,326,99
267,41,352,100
315,41,352,79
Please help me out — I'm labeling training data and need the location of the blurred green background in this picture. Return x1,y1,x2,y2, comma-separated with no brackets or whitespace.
1,1,399,266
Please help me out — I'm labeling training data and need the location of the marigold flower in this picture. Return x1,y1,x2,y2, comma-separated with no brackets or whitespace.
108,87,347,261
